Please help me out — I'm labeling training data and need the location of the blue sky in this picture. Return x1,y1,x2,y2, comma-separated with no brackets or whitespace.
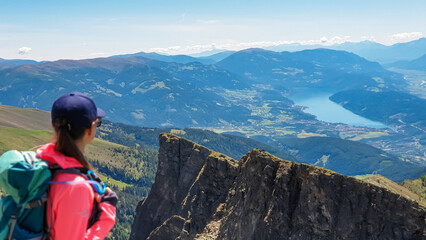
1,0,425,60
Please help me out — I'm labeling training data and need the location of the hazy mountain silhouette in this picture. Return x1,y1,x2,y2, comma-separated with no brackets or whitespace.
388,54,426,71
0,58,40,70
266,38,426,64
110,51,215,65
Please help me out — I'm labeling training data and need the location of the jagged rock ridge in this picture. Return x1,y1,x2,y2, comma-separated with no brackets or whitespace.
130,134,425,240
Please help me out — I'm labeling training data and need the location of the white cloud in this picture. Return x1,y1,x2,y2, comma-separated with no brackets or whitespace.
318,36,351,45
17,46,32,55
329,36,351,44
390,32,423,41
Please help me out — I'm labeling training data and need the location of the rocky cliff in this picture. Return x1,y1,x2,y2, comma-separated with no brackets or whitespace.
130,133,425,240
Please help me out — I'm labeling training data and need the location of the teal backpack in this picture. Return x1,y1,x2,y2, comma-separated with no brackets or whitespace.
0,151,51,240
0,150,107,240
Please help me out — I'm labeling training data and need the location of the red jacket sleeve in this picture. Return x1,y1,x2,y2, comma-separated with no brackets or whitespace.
85,202,116,239
48,173,116,240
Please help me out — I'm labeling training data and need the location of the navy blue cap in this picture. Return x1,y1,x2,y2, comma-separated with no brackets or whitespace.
51,92,105,128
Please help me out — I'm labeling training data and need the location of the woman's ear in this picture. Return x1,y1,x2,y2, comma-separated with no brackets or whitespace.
86,121,96,137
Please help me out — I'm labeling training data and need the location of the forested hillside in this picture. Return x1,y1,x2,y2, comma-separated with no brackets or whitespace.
97,120,296,161
98,121,424,182
278,136,425,182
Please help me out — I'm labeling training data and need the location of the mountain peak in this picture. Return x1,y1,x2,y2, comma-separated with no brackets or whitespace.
130,134,425,240
239,48,270,53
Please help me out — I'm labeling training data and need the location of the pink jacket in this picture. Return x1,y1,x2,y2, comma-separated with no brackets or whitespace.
37,143,116,240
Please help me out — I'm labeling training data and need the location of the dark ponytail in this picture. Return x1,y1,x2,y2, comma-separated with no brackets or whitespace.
53,118,92,170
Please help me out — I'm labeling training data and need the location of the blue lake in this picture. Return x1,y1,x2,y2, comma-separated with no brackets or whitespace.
290,91,392,129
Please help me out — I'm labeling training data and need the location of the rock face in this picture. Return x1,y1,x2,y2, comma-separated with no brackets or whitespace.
130,134,425,240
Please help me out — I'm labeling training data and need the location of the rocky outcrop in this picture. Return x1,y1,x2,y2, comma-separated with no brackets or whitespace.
130,133,425,240
130,133,238,240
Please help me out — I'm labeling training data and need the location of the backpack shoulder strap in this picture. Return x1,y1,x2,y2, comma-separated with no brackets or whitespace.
48,164,106,195
49,164,87,178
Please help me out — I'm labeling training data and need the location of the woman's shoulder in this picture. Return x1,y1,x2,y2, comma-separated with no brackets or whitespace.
50,172,95,200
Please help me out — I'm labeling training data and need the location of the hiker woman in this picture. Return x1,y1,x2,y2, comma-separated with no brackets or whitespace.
36,92,117,239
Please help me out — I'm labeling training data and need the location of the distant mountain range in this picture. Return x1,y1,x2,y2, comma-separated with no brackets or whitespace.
191,50,236,62
388,54,426,71
111,50,238,65
110,51,216,65
217,48,405,92
2,38,426,69
0,56,253,127
328,39,426,64
0,48,404,128
3,38,426,69
191,38,426,64
0,58,40,70
266,38,426,64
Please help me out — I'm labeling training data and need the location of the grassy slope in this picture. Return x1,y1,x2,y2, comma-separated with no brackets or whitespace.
401,175,426,207
0,105,52,130
0,125,51,153
361,175,425,207
0,124,134,168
